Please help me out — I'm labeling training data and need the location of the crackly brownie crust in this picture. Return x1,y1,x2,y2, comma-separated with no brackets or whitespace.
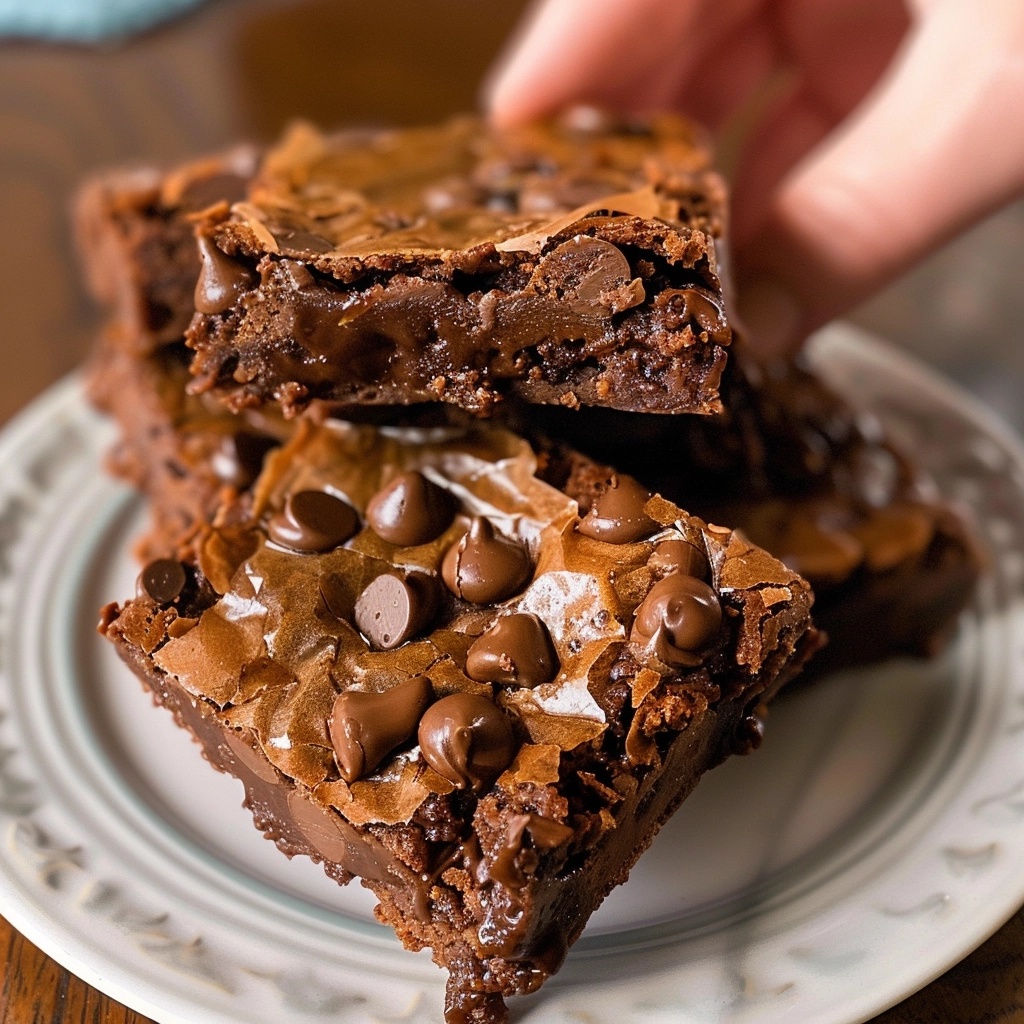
527,350,982,674
183,112,732,417
101,417,817,1023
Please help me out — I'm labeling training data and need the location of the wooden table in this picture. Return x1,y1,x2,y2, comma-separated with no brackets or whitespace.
2,1,1024,1020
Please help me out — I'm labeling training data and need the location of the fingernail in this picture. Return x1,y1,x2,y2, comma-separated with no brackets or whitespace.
737,279,805,358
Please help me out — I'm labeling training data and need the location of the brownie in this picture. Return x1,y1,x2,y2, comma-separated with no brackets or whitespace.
100,416,818,1024
526,348,982,675
181,111,732,416
74,147,259,352
85,333,289,558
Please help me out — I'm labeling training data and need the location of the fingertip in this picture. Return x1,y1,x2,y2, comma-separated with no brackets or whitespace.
735,278,809,359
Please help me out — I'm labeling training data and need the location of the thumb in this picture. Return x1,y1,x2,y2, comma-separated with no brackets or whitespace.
737,0,1024,356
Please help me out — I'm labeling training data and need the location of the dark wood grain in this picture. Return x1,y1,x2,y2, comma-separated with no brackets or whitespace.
0,1,1021,1021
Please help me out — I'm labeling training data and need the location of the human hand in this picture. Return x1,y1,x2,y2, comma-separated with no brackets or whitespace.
487,0,1024,355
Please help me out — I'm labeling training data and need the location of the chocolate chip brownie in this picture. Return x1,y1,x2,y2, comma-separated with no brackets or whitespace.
100,415,818,1024
528,350,982,674
77,113,732,416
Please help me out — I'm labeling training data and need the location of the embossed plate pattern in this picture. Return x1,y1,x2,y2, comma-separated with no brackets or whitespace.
1,323,1023,1024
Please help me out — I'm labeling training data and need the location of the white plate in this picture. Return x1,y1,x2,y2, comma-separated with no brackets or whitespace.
0,323,1022,1024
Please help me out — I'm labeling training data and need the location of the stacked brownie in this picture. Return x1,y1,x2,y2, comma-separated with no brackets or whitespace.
78,111,973,1022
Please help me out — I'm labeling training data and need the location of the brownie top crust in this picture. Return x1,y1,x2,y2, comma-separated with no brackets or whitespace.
134,416,811,827
186,111,733,416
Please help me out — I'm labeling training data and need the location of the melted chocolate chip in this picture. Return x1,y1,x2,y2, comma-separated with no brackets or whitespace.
489,813,574,891
354,573,437,650
330,675,434,781
194,235,257,315
417,693,516,792
679,287,731,344
366,470,456,547
465,613,559,687
441,517,532,604
647,539,710,581
140,558,187,604
210,432,279,489
267,490,359,552
577,474,657,543
533,236,644,316
631,575,722,666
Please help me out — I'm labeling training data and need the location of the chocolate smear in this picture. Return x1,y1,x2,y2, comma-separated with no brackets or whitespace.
366,470,456,547
267,490,359,552
418,693,516,791
441,517,532,604
577,474,657,544
354,573,437,650
330,675,434,781
465,613,559,687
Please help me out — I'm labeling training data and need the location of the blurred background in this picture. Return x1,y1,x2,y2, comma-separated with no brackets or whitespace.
1,0,1022,430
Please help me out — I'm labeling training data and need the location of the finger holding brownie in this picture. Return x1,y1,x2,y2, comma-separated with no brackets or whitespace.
486,0,1024,356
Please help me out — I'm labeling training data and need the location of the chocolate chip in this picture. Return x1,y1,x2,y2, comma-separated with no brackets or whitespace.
330,675,434,782
441,517,532,604
193,235,257,315
577,474,657,544
366,471,456,547
533,236,644,316
631,575,722,666
267,490,359,552
139,558,187,604
647,539,710,581
354,573,437,650
210,432,279,489
417,693,516,791
465,612,559,687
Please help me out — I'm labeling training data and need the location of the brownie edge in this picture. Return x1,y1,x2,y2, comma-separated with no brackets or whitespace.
185,112,733,417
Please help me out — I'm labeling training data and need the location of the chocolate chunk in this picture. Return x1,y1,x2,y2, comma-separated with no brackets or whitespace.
465,613,559,687
417,693,516,792
631,575,722,666
194,235,257,315
354,573,437,650
267,489,359,552
532,236,644,317
330,675,434,781
366,471,456,547
210,431,279,489
139,558,187,604
441,517,532,604
577,474,657,543
647,539,710,581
